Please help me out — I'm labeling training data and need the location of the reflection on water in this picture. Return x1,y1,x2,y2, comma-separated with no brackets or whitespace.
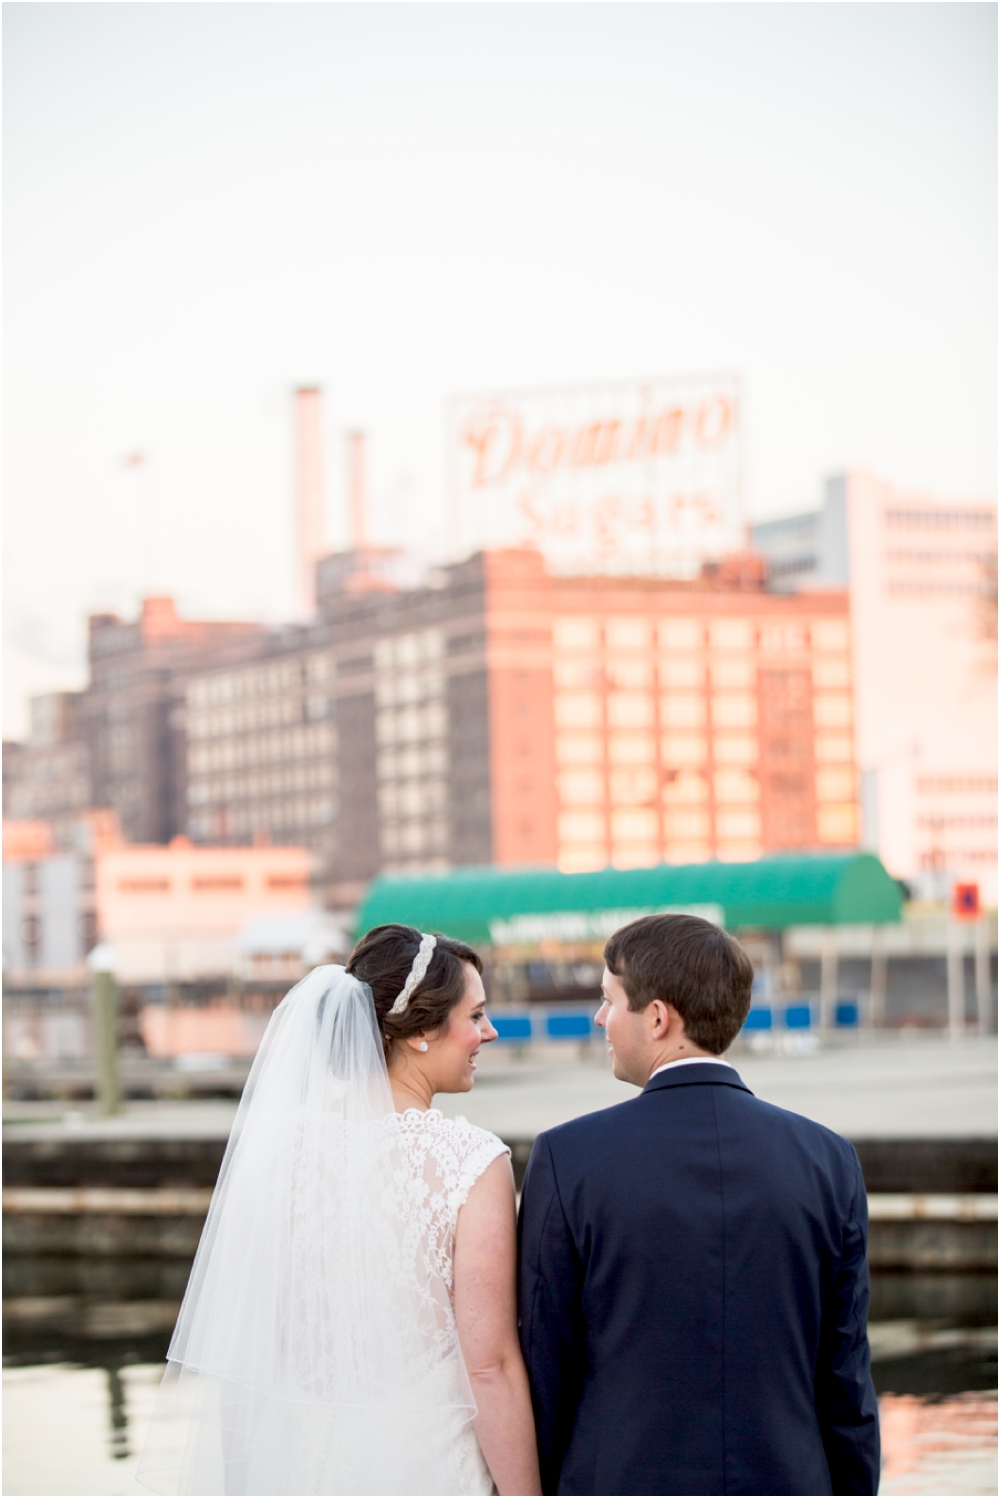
2,1363,161,1496
2,1325,997,1496
879,1390,998,1497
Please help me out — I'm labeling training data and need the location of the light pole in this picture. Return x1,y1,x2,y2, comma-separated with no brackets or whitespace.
88,943,121,1116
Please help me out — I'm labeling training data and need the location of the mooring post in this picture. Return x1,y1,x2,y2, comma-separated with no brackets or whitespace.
88,943,121,1116
819,932,838,1035
975,915,992,1035
946,919,965,1042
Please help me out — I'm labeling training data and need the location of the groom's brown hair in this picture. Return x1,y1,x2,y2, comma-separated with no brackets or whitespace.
604,914,754,1054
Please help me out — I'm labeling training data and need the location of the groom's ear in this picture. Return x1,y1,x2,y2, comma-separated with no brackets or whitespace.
648,998,672,1038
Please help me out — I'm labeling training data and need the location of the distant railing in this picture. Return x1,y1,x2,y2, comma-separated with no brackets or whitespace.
742,994,863,1032
490,994,867,1045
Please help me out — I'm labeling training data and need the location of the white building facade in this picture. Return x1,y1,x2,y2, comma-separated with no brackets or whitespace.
754,473,997,905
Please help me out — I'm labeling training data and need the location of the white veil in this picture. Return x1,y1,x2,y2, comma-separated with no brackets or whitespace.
137,965,478,1496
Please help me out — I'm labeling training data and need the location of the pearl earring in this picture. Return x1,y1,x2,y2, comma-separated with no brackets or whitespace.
418,1041,429,1052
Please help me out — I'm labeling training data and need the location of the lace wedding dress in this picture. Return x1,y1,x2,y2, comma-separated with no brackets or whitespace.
137,967,509,1496
394,1107,510,1494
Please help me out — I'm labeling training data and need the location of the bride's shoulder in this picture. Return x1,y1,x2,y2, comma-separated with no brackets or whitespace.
394,1108,509,1169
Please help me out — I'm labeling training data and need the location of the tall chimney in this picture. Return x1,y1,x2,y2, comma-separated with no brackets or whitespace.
347,429,368,552
295,386,325,614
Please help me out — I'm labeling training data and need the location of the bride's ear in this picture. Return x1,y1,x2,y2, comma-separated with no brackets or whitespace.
406,1034,430,1053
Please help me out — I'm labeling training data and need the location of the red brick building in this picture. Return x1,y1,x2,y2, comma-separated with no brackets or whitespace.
176,547,857,896
480,551,855,873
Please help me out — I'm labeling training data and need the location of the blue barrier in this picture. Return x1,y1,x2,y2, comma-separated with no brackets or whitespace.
546,1012,594,1040
492,1014,532,1042
492,998,858,1046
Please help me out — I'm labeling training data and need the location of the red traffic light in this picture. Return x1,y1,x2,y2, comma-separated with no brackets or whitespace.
952,883,980,920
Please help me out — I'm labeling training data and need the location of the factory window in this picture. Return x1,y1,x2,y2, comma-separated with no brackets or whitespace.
608,693,655,729
710,620,752,651
557,770,604,806
711,694,756,729
659,618,702,651
191,874,245,892
709,665,748,692
609,733,656,765
664,808,710,839
661,734,708,765
917,776,997,795
917,815,997,830
663,770,709,804
759,624,807,655
553,617,599,651
814,734,853,764
118,878,170,893
554,660,601,689
886,580,992,597
424,703,447,739
605,618,650,651
555,693,602,730
558,846,608,874
816,768,856,802
558,811,606,843
769,555,817,578
661,696,706,729
716,809,761,840
607,659,653,689
712,736,757,765
340,654,374,676
448,631,486,655
662,659,704,688
609,768,658,805
307,654,332,682
555,734,603,765
380,823,400,857
812,659,851,689
885,549,996,565
813,695,852,729
714,769,759,804
611,844,659,871
817,805,858,844
884,509,995,530
811,620,849,652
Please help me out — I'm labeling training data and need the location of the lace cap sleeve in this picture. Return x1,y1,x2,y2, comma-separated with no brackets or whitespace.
448,1117,511,1211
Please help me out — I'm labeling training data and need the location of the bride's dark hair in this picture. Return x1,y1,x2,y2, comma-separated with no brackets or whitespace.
347,923,483,1055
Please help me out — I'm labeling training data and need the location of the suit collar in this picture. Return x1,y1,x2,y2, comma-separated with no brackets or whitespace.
641,1061,752,1096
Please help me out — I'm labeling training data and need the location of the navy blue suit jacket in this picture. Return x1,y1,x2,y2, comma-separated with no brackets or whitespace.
518,1063,880,1496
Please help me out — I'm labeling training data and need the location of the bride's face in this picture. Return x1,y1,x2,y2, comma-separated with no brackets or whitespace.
427,963,498,1093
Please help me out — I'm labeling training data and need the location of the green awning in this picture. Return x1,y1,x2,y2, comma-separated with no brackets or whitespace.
356,853,903,945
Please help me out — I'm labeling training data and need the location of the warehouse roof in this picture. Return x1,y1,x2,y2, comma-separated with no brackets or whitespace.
356,853,903,945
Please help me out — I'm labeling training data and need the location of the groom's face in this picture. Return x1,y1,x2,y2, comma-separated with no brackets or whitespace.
595,967,650,1086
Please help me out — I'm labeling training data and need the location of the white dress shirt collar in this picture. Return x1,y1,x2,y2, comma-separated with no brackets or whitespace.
648,1056,734,1080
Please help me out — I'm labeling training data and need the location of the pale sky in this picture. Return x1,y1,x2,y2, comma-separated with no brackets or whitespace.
4,2,997,737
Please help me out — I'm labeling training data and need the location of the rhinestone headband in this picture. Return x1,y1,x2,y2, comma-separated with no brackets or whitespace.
388,933,437,1016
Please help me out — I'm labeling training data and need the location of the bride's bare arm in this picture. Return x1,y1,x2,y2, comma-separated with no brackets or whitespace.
454,1154,542,1496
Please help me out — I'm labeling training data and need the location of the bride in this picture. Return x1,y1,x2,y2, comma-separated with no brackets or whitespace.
138,924,541,1496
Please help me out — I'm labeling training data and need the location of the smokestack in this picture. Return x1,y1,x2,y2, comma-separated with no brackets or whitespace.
347,430,368,552
295,386,326,615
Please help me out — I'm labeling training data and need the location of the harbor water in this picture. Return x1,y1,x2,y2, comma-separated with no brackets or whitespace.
2,1319,997,1495
4,1038,996,1495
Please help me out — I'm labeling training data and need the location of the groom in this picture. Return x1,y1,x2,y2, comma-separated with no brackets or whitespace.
518,914,880,1496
